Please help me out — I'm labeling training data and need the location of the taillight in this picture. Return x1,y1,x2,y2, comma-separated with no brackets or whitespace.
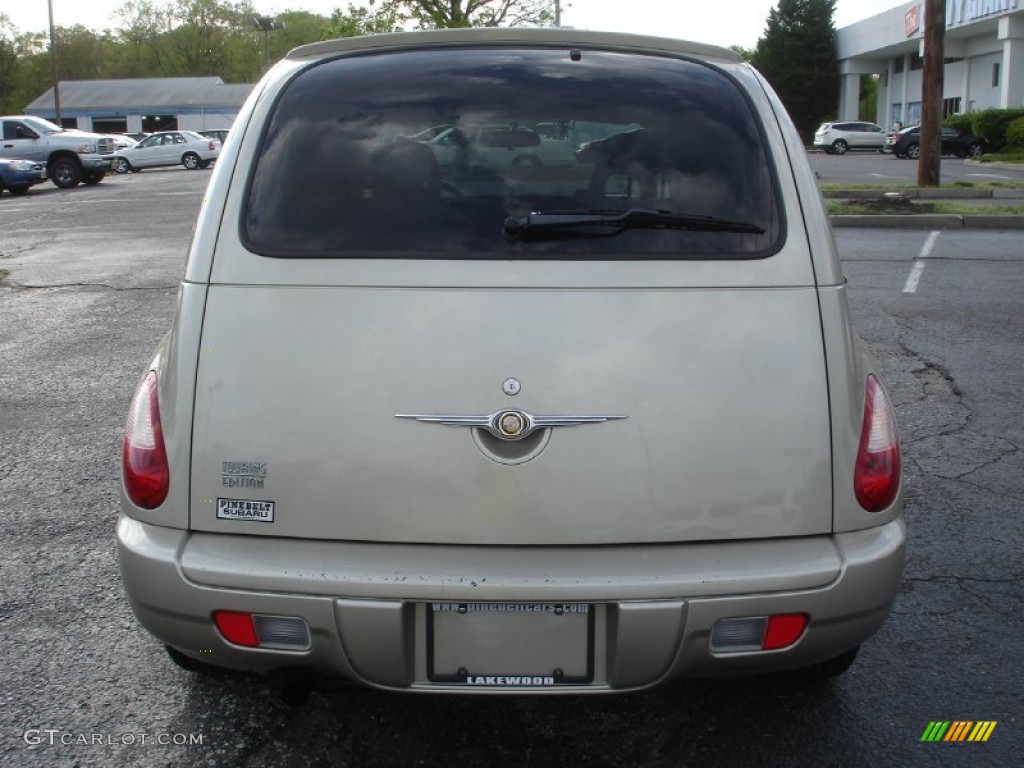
854,375,901,512
762,614,808,650
710,613,808,653
208,141,216,151
213,611,311,650
123,370,169,509
213,611,259,647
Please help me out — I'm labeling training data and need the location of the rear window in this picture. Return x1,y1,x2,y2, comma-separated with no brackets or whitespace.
243,47,782,259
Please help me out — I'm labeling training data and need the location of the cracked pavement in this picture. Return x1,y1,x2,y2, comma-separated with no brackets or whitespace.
1,175,1021,767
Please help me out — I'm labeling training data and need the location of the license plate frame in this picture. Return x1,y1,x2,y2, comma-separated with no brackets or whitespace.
426,602,595,686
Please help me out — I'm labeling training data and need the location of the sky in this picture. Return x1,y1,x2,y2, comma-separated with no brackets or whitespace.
1,0,907,50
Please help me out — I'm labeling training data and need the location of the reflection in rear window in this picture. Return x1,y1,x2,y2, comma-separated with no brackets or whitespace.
243,47,782,259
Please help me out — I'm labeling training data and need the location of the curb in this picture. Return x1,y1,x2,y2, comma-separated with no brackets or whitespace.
964,160,1024,171
830,214,1024,229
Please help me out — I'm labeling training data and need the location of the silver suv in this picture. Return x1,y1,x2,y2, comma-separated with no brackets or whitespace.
118,29,905,696
813,121,887,154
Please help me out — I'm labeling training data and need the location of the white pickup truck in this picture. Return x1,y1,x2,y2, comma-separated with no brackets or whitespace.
0,115,116,188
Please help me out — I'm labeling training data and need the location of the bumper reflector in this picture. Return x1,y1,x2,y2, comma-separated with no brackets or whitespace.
710,613,808,653
213,611,310,650
254,615,311,650
710,617,767,652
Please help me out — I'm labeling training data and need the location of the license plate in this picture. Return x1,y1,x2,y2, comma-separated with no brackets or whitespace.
427,602,594,686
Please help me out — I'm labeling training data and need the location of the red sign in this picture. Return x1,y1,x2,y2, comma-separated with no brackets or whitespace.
905,4,921,37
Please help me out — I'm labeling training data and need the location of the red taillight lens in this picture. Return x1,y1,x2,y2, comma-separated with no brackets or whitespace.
762,613,808,650
213,611,259,647
122,370,169,509
854,375,901,512
208,141,216,151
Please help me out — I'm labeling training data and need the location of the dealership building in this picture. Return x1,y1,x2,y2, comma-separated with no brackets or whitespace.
24,77,252,134
836,0,1024,128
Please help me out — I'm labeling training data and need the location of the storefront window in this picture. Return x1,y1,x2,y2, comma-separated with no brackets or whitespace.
906,102,922,126
891,104,903,127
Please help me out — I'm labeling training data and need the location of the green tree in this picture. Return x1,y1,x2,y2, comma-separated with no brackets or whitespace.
111,0,176,77
729,45,754,63
54,25,119,81
753,0,839,143
324,4,403,38
0,15,25,112
858,74,878,122
157,0,259,80
1,0,400,107
386,0,555,29
108,0,384,81
0,15,49,113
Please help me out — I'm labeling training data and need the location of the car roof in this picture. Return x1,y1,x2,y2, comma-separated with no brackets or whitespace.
287,27,741,64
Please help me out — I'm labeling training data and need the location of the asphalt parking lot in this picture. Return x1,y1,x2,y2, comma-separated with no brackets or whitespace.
1,167,1021,768
807,149,1024,186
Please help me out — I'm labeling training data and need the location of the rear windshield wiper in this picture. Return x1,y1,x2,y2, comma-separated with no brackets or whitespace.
503,208,765,242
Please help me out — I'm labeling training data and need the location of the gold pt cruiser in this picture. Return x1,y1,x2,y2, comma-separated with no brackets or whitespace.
118,28,905,695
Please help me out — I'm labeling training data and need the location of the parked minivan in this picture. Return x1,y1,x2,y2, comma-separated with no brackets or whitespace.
118,28,905,696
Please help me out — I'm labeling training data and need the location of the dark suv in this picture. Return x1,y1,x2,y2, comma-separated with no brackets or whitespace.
886,125,985,159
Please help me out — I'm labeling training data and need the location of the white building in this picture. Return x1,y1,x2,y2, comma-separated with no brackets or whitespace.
25,77,253,135
836,0,1024,128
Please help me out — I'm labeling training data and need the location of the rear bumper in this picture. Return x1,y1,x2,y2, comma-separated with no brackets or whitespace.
117,515,905,692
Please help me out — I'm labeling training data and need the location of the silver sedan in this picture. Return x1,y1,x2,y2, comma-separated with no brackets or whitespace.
112,130,219,173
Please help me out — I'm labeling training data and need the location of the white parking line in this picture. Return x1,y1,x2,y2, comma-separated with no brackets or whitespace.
903,230,940,294
967,172,1012,180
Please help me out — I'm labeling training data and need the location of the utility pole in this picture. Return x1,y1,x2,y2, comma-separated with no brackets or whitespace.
554,0,561,27
47,0,61,124
917,0,945,187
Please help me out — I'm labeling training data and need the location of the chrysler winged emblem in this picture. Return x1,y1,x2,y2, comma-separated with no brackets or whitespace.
395,409,627,441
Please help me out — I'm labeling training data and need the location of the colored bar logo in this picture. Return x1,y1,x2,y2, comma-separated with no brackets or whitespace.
921,721,997,742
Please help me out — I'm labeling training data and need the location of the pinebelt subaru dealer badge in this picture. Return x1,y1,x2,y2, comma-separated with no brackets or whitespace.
217,498,274,522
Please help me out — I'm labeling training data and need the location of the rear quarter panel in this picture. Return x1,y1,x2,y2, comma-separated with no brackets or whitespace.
747,66,904,529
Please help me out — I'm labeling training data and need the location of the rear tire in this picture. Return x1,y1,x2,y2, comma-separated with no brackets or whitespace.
831,139,848,155
967,143,983,158
182,152,201,170
165,645,221,675
113,157,132,174
906,143,920,160
789,646,860,683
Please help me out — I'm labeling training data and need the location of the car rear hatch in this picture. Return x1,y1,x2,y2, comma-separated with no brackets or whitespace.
187,40,833,546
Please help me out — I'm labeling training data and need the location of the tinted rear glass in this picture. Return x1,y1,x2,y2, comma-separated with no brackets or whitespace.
243,47,782,259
